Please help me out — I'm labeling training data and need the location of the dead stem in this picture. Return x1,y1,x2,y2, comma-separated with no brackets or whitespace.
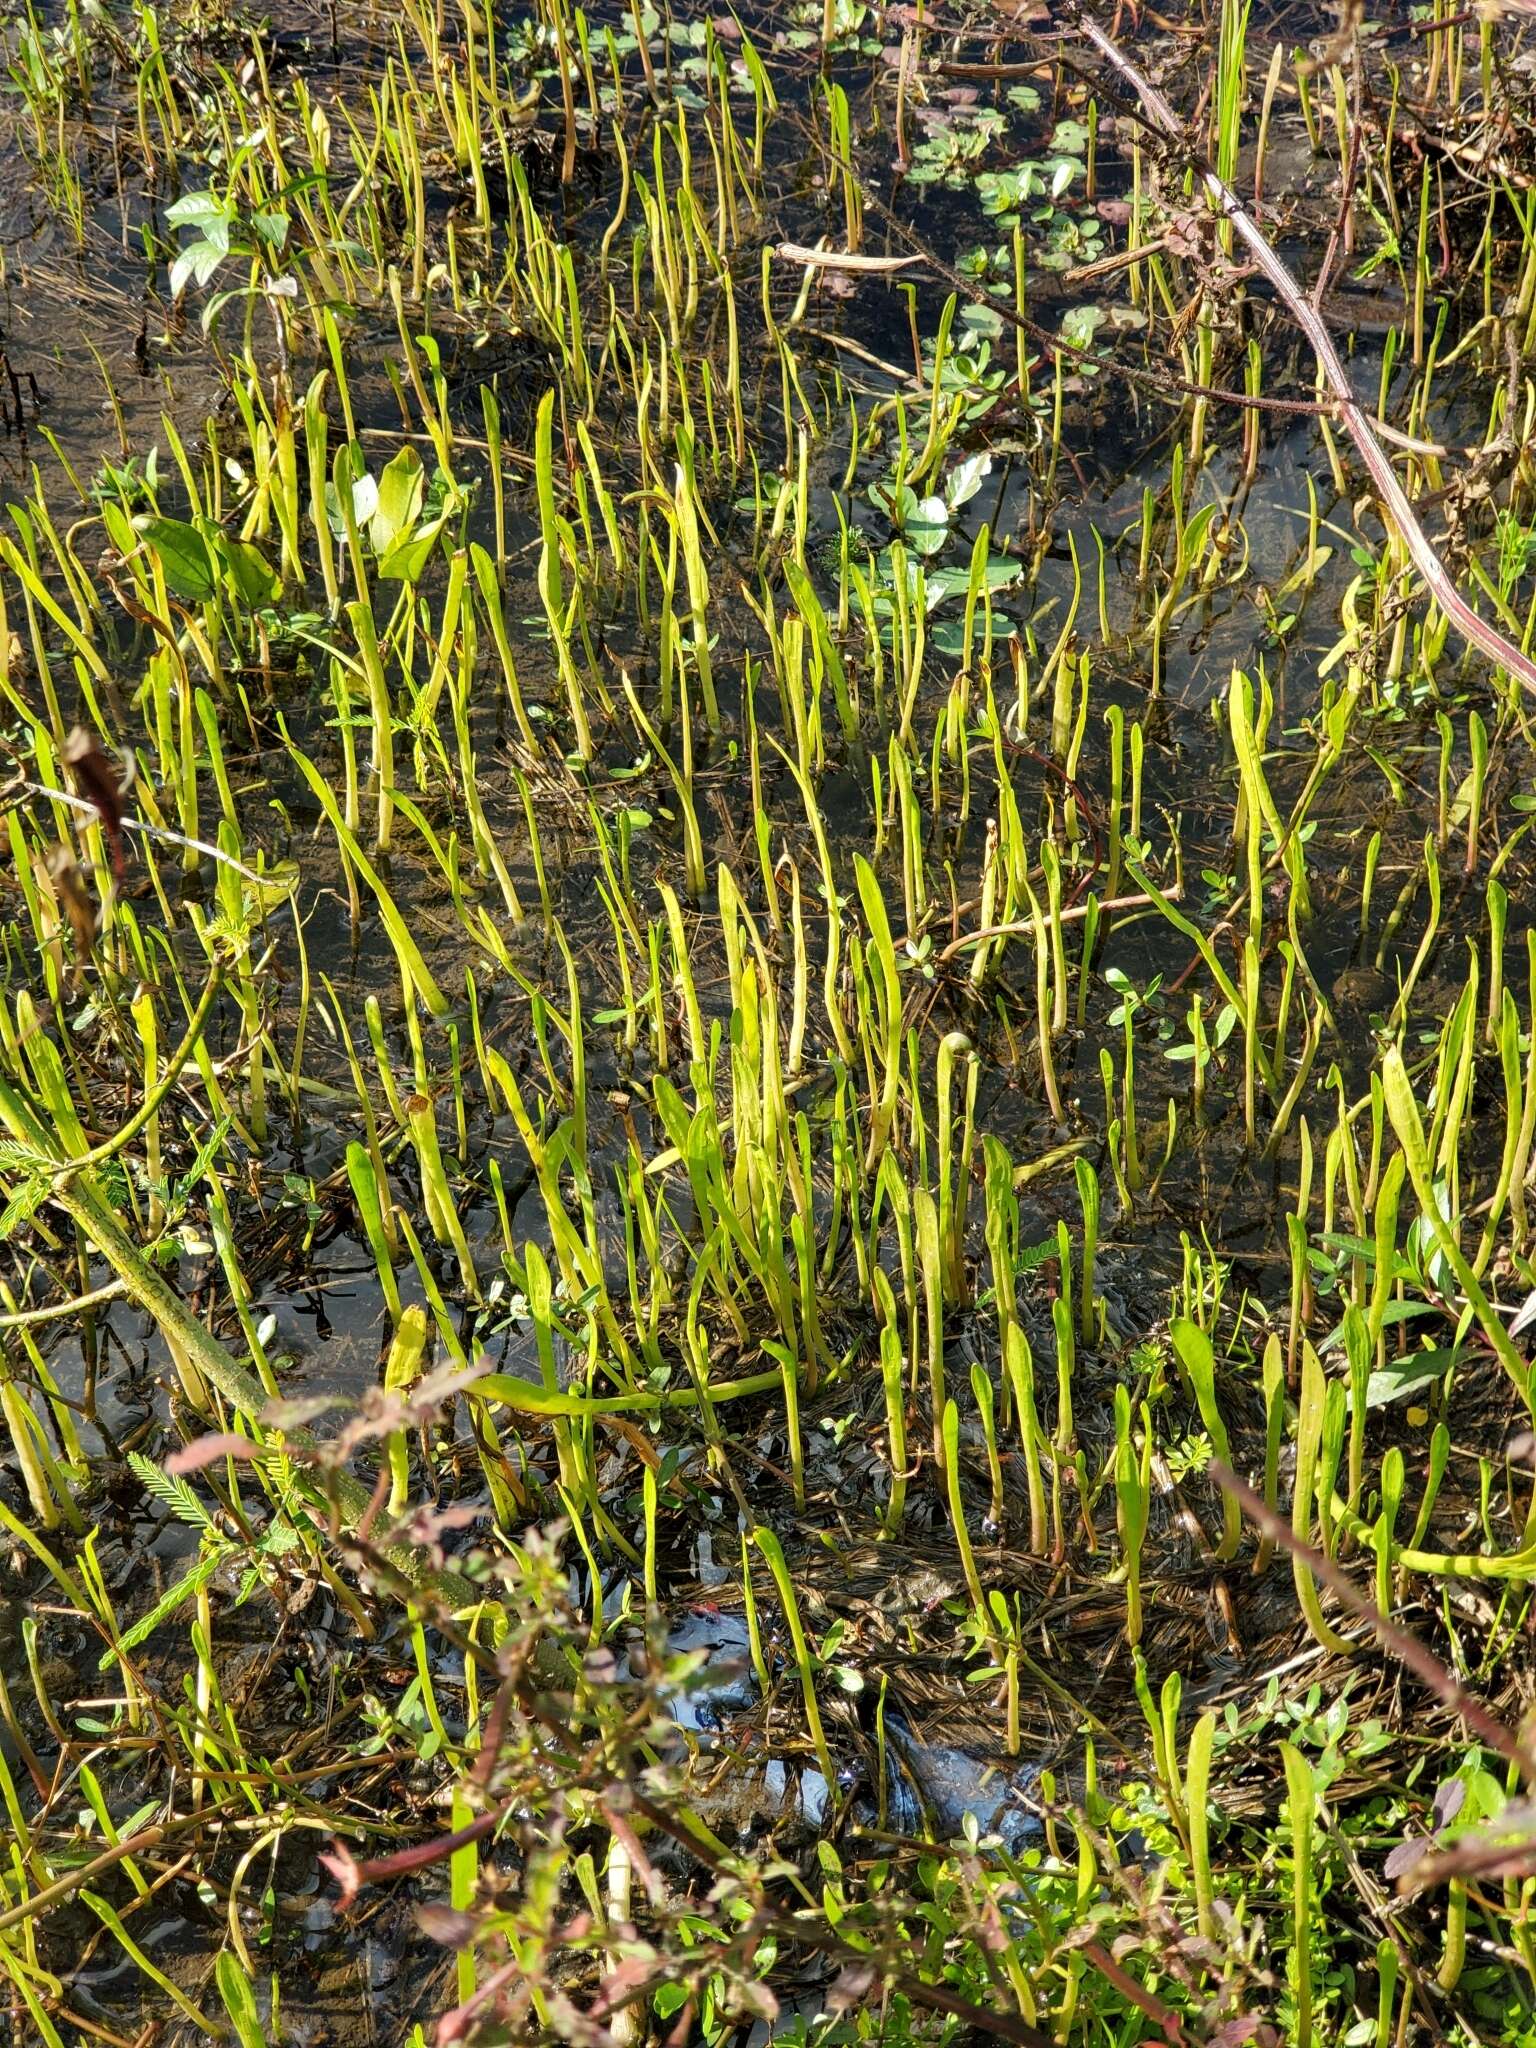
1072,5,1536,696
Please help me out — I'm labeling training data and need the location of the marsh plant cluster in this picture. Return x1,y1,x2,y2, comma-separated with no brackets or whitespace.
4,0,1536,2042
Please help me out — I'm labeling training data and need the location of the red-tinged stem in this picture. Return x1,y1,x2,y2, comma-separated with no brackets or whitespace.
436,1960,523,2045
325,1797,512,1907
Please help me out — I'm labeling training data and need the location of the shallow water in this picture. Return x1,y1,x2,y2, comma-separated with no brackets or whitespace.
3,0,1535,2037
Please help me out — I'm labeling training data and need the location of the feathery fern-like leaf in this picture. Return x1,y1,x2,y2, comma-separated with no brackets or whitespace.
128,1450,217,1531
99,1547,227,1669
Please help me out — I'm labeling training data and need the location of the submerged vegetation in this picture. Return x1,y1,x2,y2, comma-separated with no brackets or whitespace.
6,0,1536,2039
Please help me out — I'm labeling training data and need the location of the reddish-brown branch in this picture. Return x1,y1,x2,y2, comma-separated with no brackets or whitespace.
320,1799,514,1910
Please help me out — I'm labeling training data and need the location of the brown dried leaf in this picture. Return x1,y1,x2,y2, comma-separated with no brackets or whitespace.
47,849,97,959
414,1904,483,1949
63,727,128,884
318,1838,361,1911
1210,2021,1278,2048
827,1963,876,2013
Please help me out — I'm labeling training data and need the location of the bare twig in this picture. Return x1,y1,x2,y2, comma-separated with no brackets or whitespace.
935,886,1169,966
0,1279,127,1328
775,241,924,273
1209,1460,1536,1784
1393,1806,1536,1893
1078,1940,1188,2045
0,1795,254,1933
1073,9,1536,697
320,1800,515,1910
13,780,279,886
843,156,1447,451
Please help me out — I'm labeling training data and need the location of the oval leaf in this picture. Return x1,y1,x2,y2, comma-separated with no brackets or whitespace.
135,515,216,602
